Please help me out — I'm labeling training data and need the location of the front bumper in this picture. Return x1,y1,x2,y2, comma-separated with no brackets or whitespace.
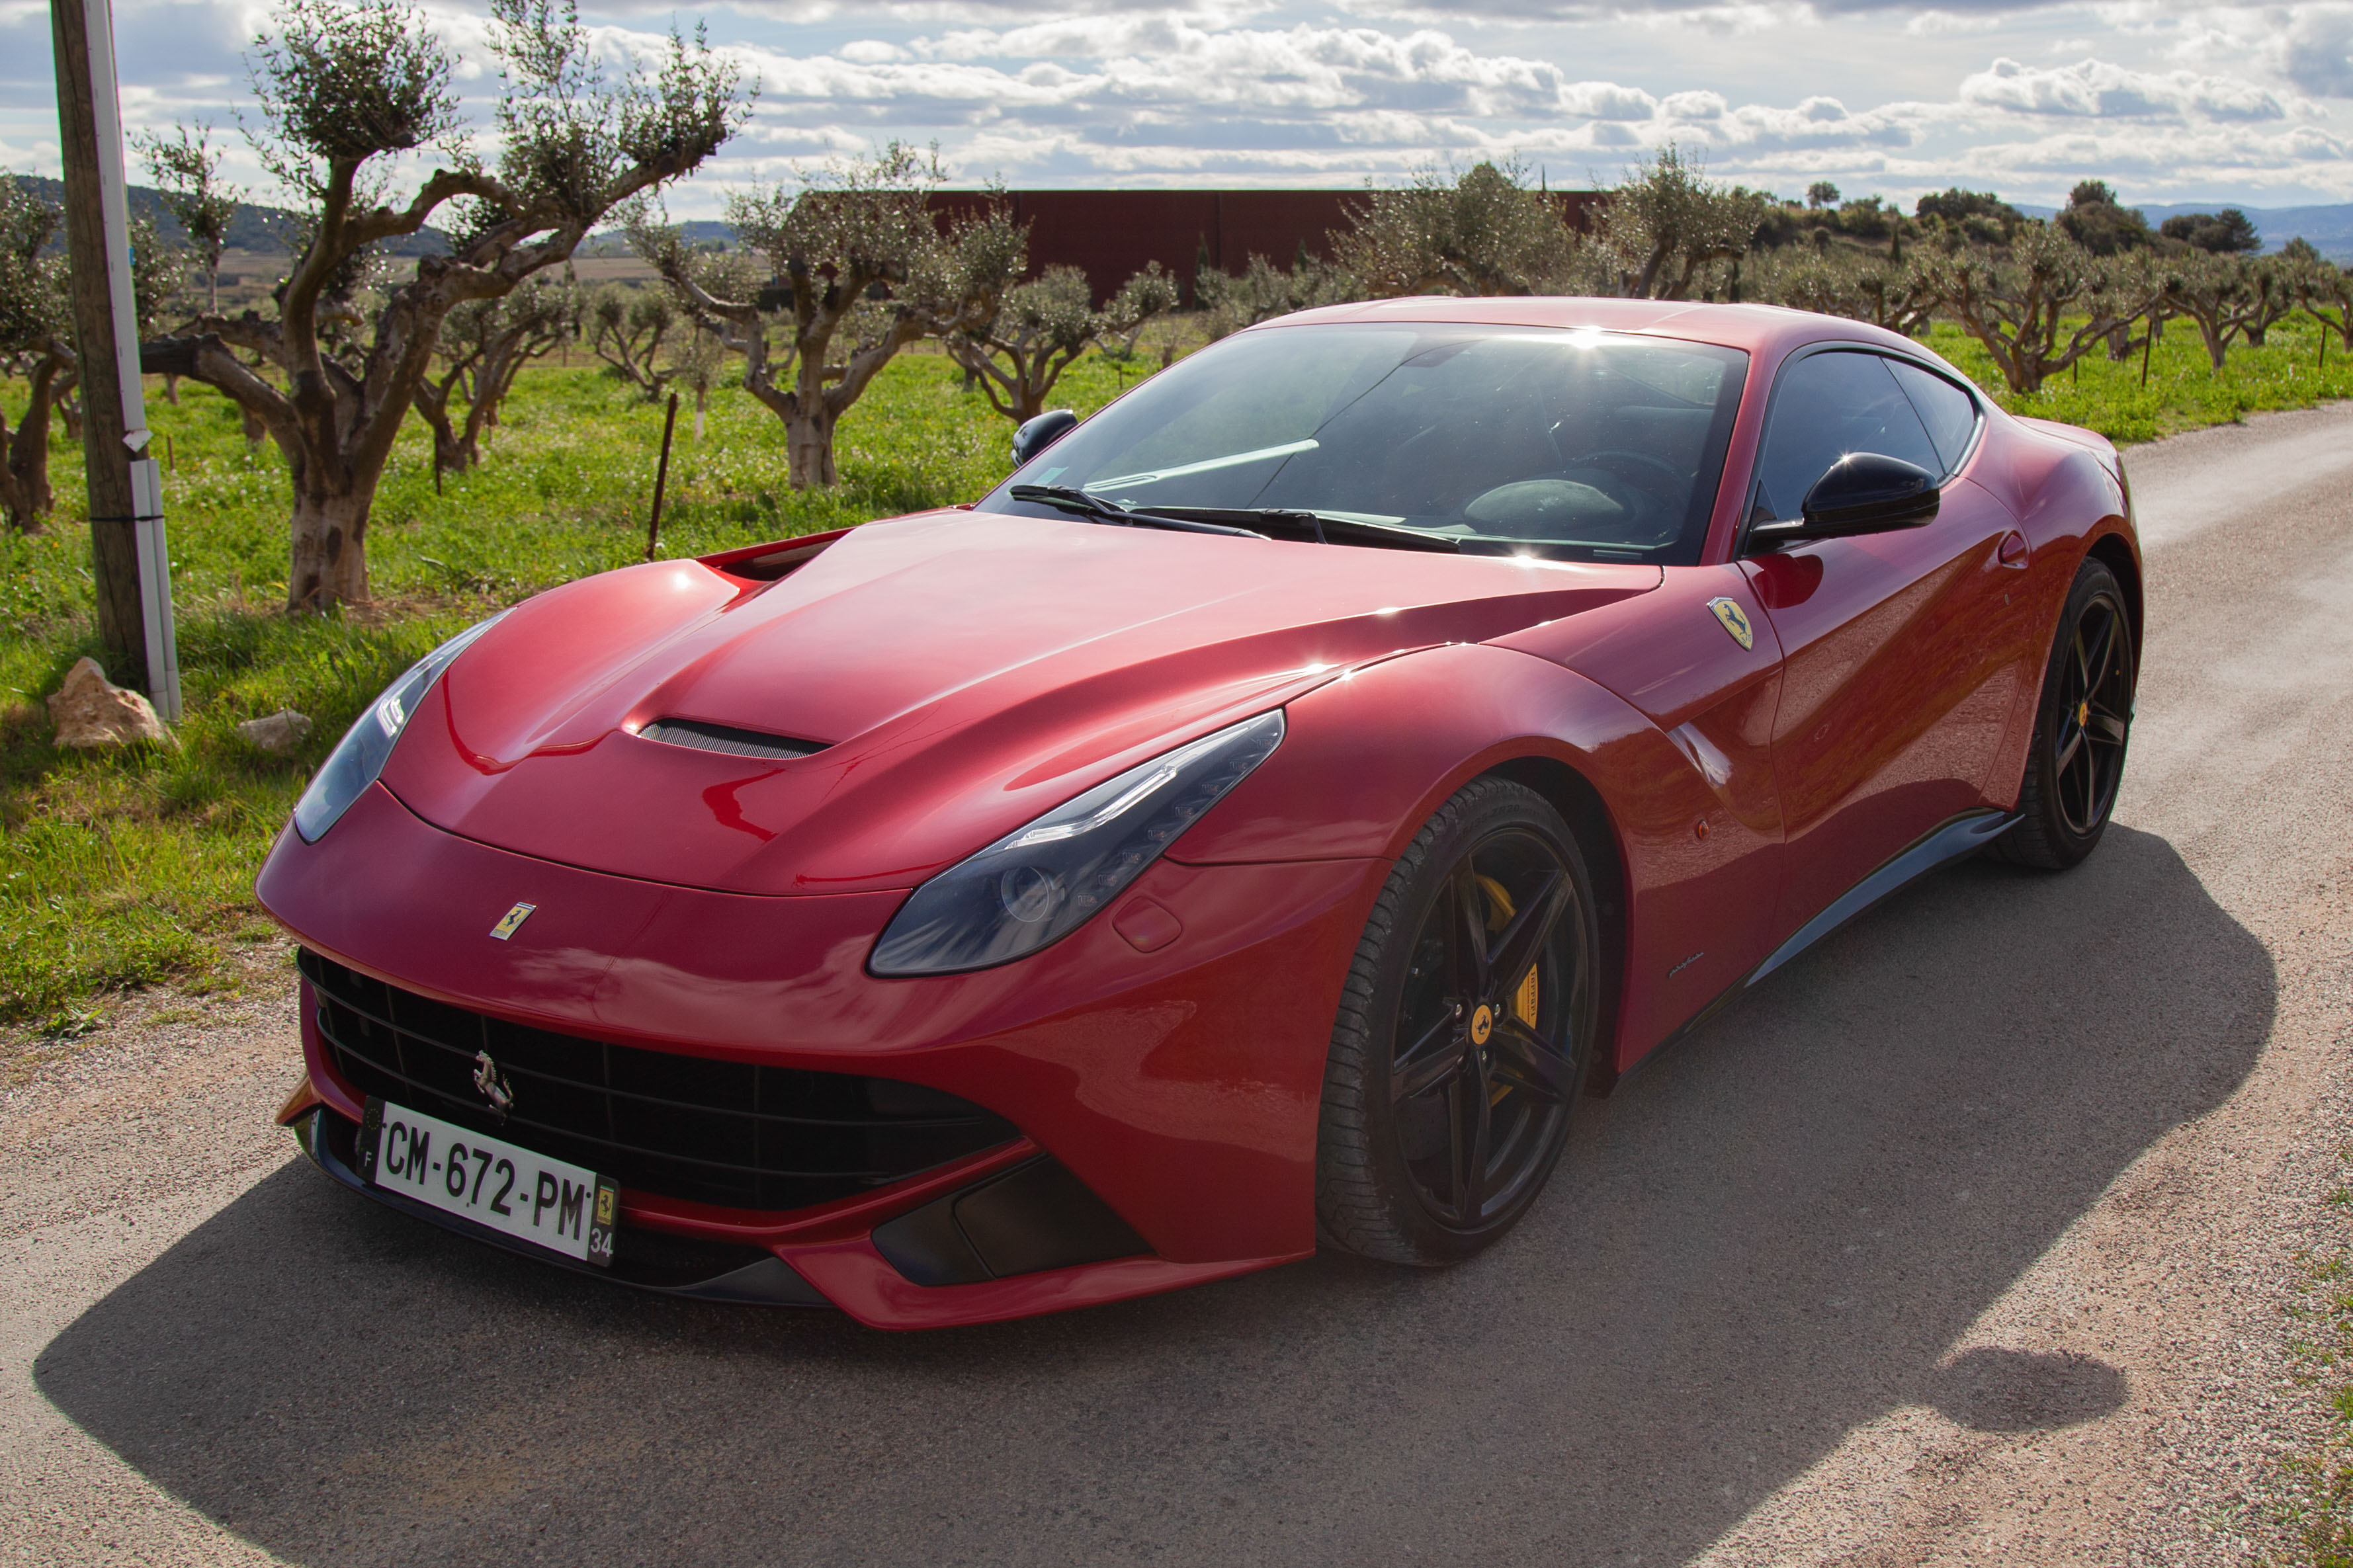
261,783,1382,1328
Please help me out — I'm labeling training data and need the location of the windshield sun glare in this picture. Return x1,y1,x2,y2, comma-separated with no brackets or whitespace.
982,323,1749,565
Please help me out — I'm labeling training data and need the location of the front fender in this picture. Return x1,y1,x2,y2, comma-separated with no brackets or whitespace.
1172,641,1788,1071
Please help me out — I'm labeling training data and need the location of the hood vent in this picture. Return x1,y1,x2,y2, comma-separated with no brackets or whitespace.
637,718,830,761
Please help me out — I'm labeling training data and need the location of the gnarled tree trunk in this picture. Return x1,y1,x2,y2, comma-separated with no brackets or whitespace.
1,351,67,532
288,485,375,610
412,374,479,478
785,409,837,488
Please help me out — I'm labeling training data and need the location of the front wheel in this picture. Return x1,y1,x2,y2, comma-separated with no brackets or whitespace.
1998,557,2135,870
1316,776,1600,1265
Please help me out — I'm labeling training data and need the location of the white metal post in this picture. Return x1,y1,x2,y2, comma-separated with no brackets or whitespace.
79,0,181,720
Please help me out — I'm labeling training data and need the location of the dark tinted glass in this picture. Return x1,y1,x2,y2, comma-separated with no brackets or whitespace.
1750,351,1942,522
980,324,1750,565
1887,359,1981,475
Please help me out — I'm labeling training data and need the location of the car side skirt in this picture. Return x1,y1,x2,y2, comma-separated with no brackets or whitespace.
1612,808,2019,1091
1749,809,2019,986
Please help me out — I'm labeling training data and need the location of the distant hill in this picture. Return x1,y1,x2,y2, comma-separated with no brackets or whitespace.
11,175,450,258
2014,199,2353,263
579,219,732,257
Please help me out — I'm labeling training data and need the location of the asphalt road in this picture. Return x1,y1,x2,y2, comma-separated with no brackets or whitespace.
8,403,2353,1566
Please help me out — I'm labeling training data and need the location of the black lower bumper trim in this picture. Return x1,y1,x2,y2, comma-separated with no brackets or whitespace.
297,1108,831,1307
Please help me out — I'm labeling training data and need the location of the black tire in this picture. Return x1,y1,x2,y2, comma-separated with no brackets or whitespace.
1998,557,2135,870
1316,776,1600,1265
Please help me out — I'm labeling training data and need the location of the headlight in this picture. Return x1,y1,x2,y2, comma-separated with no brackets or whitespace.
870,710,1285,976
292,612,507,843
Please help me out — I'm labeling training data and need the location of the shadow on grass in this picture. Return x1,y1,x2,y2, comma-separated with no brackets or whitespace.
35,825,2267,1565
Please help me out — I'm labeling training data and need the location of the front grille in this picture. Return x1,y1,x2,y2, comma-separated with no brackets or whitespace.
301,950,1017,1212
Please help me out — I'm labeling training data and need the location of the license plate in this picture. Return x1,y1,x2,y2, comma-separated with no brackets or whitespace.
357,1098,617,1267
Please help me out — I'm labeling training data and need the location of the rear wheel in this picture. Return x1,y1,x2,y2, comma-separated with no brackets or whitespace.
1999,557,2135,870
1316,776,1600,1265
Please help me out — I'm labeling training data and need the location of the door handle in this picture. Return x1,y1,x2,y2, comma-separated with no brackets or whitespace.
1996,530,2030,570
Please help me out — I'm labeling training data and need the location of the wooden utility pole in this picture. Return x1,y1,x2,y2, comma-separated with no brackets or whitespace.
52,0,180,716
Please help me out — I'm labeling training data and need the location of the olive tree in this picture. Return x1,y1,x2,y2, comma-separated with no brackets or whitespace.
143,0,744,612
1195,253,1359,341
2159,253,2290,370
1595,145,1771,300
1917,225,2153,393
670,320,728,440
412,273,576,478
634,145,1025,487
2295,245,2353,352
585,282,678,399
1,180,183,530
1752,248,1935,337
1334,159,1583,298
136,123,240,313
0,177,70,532
949,264,1179,421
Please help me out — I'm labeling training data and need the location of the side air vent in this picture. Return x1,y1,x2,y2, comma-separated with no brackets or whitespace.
637,718,829,761
871,1156,1150,1286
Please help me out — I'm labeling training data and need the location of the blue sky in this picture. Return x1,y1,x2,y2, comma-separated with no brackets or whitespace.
3,0,2350,218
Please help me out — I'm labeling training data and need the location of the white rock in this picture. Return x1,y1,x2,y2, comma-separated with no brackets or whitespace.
46,657,171,749
237,708,314,757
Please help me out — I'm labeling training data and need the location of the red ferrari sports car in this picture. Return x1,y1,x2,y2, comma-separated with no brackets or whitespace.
263,297,2138,1329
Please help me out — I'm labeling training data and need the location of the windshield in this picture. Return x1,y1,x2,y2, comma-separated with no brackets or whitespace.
979,323,1750,564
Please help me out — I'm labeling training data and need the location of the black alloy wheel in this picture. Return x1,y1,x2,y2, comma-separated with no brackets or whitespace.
2000,557,2136,870
1316,776,1600,1264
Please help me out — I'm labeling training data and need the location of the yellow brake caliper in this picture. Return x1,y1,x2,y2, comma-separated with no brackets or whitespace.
1474,874,1542,1104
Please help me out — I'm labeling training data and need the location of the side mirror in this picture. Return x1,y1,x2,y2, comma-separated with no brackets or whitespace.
1011,409,1079,468
1747,452,1940,553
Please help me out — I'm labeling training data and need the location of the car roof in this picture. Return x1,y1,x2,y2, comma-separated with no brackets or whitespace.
1252,296,1925,360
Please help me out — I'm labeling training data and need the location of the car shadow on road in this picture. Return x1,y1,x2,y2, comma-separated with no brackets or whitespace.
35,825,2270,1567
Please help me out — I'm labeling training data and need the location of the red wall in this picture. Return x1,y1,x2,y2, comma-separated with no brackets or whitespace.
931,189,1605,302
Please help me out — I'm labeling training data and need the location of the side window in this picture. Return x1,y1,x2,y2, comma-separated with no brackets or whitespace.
1886,360,1981,475
1750,351,1943,521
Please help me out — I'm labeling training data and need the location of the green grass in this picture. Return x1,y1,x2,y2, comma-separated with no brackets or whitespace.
0,313,2345,1032
1924,315,2353,445
0,346,1145,1030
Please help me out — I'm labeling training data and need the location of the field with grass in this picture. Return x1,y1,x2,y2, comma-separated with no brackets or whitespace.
1,313,2346,1033
1926,315,2353,443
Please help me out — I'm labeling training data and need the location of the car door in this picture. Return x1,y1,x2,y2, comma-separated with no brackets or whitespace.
1739,347,2023,948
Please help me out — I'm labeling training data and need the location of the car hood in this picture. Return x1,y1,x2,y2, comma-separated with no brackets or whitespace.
378,509,1659,894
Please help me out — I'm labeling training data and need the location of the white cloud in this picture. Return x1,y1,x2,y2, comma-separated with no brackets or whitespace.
1961,56,2291,119
2276,5,2353,97
6,0,2353,214
1903,9,2008,34
1558,80,1658,118
1951,120,2350,177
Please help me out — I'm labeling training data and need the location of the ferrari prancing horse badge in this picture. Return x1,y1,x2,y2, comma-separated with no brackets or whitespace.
1707,597,1755,651
488,901,536,940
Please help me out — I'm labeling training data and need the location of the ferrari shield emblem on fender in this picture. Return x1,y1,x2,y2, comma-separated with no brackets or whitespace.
1707,597,1755,651
488,901,536,940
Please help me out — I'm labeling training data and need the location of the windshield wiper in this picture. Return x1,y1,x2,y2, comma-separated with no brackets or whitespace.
1140,507,1461,554
1009,484,1267,539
